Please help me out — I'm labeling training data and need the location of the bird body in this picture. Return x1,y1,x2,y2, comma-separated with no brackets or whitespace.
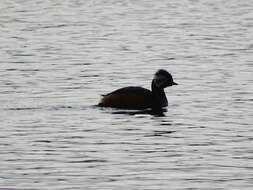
98,69,177,110
99,87,152,109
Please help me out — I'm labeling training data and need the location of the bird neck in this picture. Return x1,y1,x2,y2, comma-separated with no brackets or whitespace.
151,80,168,107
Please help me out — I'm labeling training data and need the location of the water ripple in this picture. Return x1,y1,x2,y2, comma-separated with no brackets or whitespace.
0,0,253,189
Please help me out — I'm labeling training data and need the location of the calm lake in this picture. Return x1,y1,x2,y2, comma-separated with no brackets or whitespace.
0,0,253,189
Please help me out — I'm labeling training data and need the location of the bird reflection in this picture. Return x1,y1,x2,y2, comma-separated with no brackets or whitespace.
111,108,167,117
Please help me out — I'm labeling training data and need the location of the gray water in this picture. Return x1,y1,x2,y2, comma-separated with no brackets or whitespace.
1,0,253,189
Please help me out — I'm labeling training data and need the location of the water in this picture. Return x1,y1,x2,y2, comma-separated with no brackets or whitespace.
1,0,253,189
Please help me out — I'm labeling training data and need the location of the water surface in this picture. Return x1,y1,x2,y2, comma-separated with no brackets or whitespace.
0,0,253,189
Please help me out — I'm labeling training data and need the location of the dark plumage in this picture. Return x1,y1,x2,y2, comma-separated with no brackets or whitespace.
98,69,177,110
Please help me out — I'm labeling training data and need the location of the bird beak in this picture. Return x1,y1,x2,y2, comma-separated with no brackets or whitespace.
173,82,178,85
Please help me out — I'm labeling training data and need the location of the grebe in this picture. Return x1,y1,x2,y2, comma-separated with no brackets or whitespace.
98,69,177,110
